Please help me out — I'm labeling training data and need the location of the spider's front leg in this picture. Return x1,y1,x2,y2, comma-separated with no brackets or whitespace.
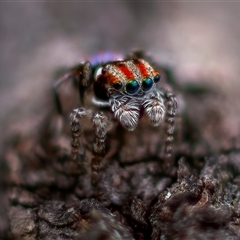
70,108,111,185
142,89,178,158
91,112,111,184
163,91,178,157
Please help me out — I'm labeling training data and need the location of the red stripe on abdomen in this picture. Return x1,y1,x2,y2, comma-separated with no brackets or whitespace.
135,61,148,78
116,62,135,80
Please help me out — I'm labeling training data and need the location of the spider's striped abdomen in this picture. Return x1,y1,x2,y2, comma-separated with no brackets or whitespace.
94,59,161,100
103,59,158,84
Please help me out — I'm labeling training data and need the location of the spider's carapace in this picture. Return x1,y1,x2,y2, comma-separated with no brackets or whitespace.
94,59,161,101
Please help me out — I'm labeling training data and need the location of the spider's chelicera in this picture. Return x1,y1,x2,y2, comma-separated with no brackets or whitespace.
53,53,178,184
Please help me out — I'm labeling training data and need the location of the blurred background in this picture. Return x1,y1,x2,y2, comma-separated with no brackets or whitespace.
1,1,240,234
1,2,240,148
1,2,240,150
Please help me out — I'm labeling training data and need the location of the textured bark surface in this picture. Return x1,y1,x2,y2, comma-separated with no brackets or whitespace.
3,72,240,239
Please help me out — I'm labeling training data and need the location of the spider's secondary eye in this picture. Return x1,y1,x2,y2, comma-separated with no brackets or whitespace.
126,80,140,94
142,77,153,91
113,81,123,90
101,68,107,74
154,74,161,83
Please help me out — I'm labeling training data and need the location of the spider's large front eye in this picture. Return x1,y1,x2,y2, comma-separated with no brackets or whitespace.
126,80,140,94
142,77,153,92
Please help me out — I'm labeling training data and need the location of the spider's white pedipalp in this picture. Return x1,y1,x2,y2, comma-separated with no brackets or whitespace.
142,89,165,127
109,96,141,131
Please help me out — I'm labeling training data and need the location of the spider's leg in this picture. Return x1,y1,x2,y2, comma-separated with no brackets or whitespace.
52,71,73,115
163,91,178,157
70,108,110,185
70,108,92,162
77,61,92,105
52,62,92,115
91,112,110,185
127,50,146,59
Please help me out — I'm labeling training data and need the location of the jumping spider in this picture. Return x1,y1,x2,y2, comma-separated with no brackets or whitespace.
53,52,178,184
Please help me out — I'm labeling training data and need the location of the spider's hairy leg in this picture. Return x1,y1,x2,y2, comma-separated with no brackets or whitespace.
78,61,92,105
127,50,146,60
52,61,92,115
70,108,92,162
142,90,166,127
163,91,178,157
91,112,111,185
70,108,111,185
109,97,141,131
52,71,73,115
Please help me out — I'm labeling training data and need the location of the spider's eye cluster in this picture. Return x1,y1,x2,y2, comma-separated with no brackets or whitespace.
113,74,161,95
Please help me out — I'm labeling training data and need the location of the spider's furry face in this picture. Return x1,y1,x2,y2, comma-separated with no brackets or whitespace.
94,59,165,131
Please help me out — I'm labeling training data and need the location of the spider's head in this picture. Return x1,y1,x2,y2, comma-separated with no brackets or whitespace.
94,59,164,131
94,59,161,99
